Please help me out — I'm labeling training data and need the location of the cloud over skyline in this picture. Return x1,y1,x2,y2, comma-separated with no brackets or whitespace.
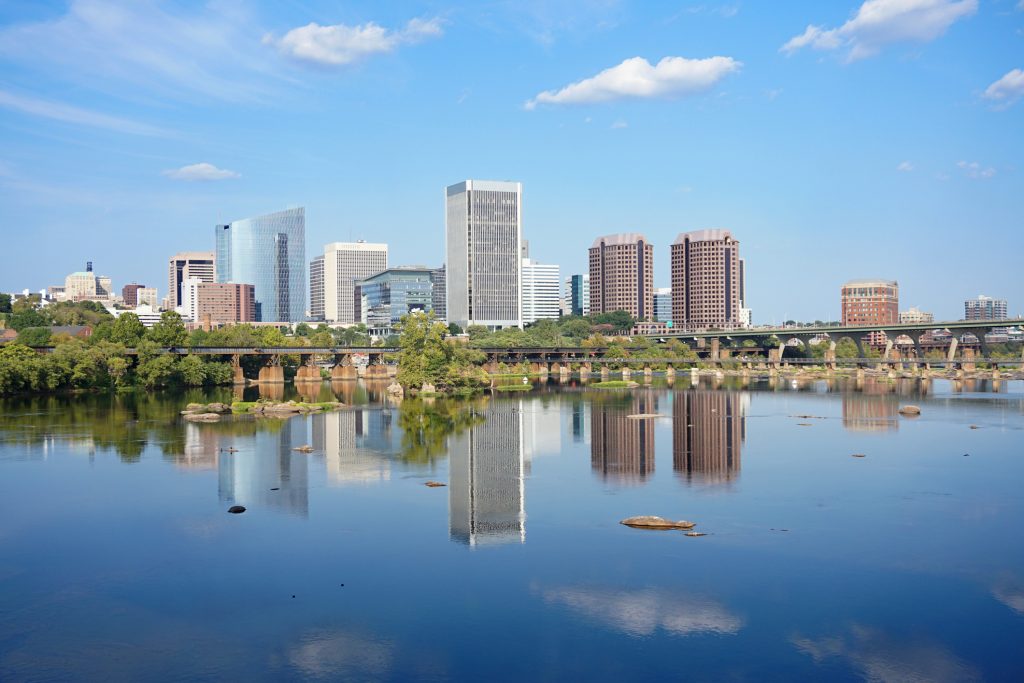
781,0,977,61
525,55,741,109
163,163,240,182
983,68,1024,107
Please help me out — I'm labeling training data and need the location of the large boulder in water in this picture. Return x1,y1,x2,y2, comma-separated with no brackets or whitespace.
898,405,921,416
184,412,221,422
620,516,696,530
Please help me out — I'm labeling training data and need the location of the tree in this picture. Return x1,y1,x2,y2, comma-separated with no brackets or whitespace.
591,310,634,332
0,293,11,314
16,327,52,347
111,313,145,346
294,322,313,337
561,318,592,342
395,311,487,392
147,311,187,347
8,307,48,331
179,354,207,386
447,322,463,336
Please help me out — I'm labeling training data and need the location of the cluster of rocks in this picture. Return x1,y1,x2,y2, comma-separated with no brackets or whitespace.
181,402,232,422
247,401,343,417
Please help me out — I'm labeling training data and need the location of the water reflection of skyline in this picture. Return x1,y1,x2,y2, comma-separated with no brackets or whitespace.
310,409,397,485
591,393,657,484
672,391,748,485
218,419,310,517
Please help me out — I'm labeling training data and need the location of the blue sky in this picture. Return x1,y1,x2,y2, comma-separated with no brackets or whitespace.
0,0,1021,322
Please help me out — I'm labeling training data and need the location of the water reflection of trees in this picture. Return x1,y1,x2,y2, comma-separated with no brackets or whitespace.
397,397,487,464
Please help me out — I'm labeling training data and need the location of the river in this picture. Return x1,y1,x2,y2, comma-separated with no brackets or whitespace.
1,376,1022,681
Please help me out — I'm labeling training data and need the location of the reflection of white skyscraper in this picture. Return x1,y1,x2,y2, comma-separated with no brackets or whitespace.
218,420,309,516
311,410,391,485
519,399,563,473
449,402,526,546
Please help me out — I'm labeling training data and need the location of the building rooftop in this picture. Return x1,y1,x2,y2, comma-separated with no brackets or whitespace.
843,279,898,287
673,229,735,243
590,233,650,248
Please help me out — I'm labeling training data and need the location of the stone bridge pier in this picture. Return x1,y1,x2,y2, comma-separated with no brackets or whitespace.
294,354,321,382
231,354,246,385
258,355,285,384
364,352,390,379
331,354,358,381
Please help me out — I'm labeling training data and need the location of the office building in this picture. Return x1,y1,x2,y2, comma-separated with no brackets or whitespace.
121,283,144,308
841,279,898,346
64,270,97,301
653,287,671,323
321,241,387,324
521,258,560,325
430,266,447,322
309,255,324,321
357,266,434,335
182,281,256,325
167,252,215,310
565,274,590,317
445,180,523,330
215,208,305,323
671,229,741,330
588,233,654,319
899,307,934,324
964,295,1008,321
137,287,158,309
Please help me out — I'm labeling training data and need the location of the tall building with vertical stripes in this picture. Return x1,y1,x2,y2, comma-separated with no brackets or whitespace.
588,233,654,320
445,180,523,330
671,230,741,330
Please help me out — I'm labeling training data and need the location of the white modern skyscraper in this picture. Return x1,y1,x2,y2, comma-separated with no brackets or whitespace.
521,258,560,324
309,255,324,321
322,241,388,324
445,180,522,330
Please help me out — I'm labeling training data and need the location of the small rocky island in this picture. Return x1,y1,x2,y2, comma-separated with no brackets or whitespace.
181,400,344,421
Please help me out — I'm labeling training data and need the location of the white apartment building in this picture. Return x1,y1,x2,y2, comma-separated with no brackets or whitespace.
445,179,523,330
521,258,560,325
323,241,388,324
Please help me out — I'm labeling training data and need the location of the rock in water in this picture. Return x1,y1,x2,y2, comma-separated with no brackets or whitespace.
898,405,921,416
685,532,707,537
851,453,866,458
228,505,246,514
424,481,446,487
292,444,315,453
620,516,696,530
184,413,221,422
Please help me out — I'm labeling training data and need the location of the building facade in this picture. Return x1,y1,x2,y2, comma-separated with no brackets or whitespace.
964,295,1008,320
565,274,590,317
137,287,158,309
195,282,256,325
841,280,899,327
670,229,741,330
309,255,324,321
167,252,215,310
653,287,671,323
899,307,934,324
588,234,654,320
357,266,434,334
121,283,144,308
521,258,560,325
215,208,305,323
321,241,388,324
429,266,446,322
445,180,523,330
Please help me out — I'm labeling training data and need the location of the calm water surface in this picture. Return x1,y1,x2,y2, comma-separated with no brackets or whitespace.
1,377,1023,681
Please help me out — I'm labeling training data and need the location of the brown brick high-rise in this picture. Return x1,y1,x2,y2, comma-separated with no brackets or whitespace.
588,233,654,320
671,229,741,330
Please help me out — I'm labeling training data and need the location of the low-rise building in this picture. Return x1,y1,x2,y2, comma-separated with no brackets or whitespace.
357,267,434,336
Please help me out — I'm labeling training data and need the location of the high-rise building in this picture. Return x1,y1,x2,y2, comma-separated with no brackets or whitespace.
121,283,144,308
309,255,325,321
321,241,387,324
137,287,158,309
521,258,560,325
445,180,523,330
653,287,672,323
215,208,305,323
63,263,113,302
565,274,590,317
357,266,434,334
182,281,256,325
588,233,654,319
899,307,934,324
841,279,898,346
167,252,215,310
671,229,741,330
430,266,447,322
964,295,1008,320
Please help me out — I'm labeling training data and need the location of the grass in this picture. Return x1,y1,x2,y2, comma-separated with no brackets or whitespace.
591,380,638,389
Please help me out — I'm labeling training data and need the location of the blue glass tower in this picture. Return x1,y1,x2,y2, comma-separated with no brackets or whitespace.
215,207,306,323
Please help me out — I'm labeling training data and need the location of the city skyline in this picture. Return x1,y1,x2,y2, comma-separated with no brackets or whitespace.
0,1,1021,321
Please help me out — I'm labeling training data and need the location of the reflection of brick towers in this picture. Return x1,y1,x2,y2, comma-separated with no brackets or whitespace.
591,394,656,484
841,393,898,432
672,391,746,484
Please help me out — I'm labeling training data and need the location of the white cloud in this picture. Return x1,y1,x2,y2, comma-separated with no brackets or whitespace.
163,163,240,182
0,89,166,136
525,55,741,109
610,120,628,129
896,161,914,172
983,68,1024,107
267,17,443,67
957,160,996,179
781,0,977,62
